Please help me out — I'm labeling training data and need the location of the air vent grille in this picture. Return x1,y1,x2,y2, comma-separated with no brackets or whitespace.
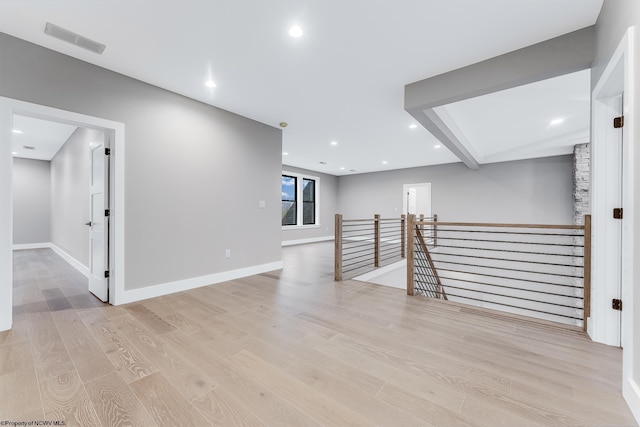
44,22,106,54
23,145,35,151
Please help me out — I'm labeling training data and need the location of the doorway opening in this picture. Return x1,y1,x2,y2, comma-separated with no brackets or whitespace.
1,97,125,331
402,183,432,217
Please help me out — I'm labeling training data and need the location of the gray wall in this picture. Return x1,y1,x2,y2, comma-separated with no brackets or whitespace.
50,128,95,267
337,156,573,224
12,158,50,245
281,165,338,243
594,0,640,408
0,32,282,290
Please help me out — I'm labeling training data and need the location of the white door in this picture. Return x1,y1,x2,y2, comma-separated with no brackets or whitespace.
402,183,432,217
88,135,109,301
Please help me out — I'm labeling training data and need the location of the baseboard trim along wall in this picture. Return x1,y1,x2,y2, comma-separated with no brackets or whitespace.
282,236,334,247
626,378,640,424
12,242,91,279
12,242,52,251
50,244,90,278
115,260,284,305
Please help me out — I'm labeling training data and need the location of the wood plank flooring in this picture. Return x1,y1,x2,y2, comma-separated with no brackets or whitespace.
1,245,637,426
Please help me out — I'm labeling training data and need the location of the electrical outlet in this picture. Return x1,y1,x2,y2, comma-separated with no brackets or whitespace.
259,200,266,208
225,249,231,258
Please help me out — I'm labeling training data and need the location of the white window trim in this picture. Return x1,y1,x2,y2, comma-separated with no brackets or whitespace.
282,170,320,230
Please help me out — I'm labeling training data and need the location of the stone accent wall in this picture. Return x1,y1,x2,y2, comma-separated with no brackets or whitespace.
573,143,591,225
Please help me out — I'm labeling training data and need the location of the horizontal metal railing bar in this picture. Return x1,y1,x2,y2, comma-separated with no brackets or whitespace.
342,219,377,224
343,231,377,239
428,229,584,237
380,254,402,263
412,290,583,321
343,244,374,254
379,241,402,249
343,253,374,264
379,224,402,229
420,273,582,297
429,266,582,287
432,244,582,258
379,247,402,256
430,251,584,267
434,272,582,291
343,252,374,262
343,266,374,275
343,238,376,245
422,257,583,279
432,236,584,248
380,247,402,256
342,260,373,271
343,245,374,254
415,221,584,230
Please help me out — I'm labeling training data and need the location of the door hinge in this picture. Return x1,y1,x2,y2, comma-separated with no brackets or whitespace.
105,209,110,217
613,208,623,219
612,298,622,311
105,147,111,156
104,270,110,278
613,116,624,128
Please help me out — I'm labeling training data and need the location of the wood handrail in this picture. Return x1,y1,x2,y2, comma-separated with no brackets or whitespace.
414,221,584,230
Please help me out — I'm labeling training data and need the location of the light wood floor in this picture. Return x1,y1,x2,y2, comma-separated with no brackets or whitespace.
1,244,637,426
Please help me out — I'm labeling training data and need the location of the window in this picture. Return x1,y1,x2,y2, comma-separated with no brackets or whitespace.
302,178,315,225
281,175,297,226
282,172,319,227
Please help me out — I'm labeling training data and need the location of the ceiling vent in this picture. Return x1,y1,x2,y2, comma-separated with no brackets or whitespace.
44,22,106,54
23,145,35,150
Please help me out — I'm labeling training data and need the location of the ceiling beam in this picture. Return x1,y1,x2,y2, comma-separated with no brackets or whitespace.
405,26,595,168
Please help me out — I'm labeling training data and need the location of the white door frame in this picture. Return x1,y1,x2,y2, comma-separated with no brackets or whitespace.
0,97,125,331
591,27,638,420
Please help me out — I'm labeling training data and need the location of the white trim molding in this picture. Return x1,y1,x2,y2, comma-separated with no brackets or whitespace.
50,244,90,278
626,377,640,423
12,242,51,251
591,26,638,422
114,261,284,305
0,97,125,331
282,236,334,247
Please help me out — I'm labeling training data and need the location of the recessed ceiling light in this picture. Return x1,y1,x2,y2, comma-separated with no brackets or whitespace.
550,118,565,125
409,124,417,129
330,141,338,146
289,25,303,38
282,152,289,156
340,167,345,170
12,129,22,134
11,152,17,156
205,80,217,88
434,145,442,149
382,161,388,165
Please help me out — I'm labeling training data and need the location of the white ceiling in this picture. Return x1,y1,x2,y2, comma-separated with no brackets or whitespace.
12,115,77,161
0,0,603,174
435,69,591,164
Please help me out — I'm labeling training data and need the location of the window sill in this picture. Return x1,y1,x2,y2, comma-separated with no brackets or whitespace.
282,224,321,231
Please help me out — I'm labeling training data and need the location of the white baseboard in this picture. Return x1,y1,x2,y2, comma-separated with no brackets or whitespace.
282,236,334,247
50,244,90,278
114,260,284,305
625,377,640,425
12,242,52,250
